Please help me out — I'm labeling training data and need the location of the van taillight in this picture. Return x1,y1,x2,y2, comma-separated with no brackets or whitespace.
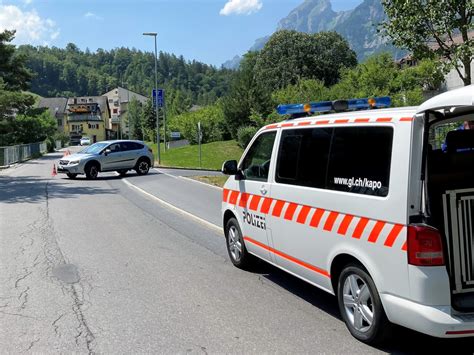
407,225,445,266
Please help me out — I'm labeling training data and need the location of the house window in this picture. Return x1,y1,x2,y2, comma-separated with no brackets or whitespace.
113,109,118,114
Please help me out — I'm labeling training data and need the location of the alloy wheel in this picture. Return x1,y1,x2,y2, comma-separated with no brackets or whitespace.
342,274,374,333
228,225,242,262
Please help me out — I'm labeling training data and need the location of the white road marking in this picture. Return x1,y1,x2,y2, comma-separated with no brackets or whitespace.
178,175,223,190
153,168,178,179
122,178,222,233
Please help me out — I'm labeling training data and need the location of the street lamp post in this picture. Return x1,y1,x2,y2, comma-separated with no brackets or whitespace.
143,32,160,165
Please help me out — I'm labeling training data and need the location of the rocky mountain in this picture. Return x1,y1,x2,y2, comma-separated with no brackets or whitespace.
222,0,405,69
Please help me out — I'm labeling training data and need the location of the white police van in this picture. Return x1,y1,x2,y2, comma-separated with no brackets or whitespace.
221,85,474,344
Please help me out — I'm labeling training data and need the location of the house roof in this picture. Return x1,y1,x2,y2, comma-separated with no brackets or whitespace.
103,87,148,104
38,97,68,116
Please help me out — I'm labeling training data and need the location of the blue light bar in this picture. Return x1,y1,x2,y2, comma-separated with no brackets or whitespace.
277,96,391,116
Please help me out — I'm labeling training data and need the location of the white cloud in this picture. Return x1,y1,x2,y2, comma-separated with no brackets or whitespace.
0,5,59,45
84,12,103,20
220,0,262,16
22,0,33,5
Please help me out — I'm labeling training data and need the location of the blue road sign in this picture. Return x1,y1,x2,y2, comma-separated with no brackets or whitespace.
152,88,164,108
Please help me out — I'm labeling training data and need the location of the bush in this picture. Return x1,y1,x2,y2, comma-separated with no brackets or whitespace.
46,136,56,152
168,103,225,145
237,126,258,149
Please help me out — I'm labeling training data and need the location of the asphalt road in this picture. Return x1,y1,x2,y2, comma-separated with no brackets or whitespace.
1,152,473,353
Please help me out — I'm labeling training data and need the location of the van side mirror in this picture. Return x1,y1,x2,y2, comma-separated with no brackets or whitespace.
222,160,238,175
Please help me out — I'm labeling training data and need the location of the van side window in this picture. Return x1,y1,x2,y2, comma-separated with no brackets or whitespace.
276,128,332,188
327,127,393,196
240,132,276,182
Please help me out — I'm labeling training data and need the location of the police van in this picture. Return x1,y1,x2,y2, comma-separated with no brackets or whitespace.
221,85,474,344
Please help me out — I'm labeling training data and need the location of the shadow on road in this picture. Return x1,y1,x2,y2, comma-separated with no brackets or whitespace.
0,175,118,204
248,260,474,353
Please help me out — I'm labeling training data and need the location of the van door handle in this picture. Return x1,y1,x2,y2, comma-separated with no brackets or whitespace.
260,186,267,195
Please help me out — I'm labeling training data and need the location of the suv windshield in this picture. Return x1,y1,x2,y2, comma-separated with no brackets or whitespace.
80,142,108,154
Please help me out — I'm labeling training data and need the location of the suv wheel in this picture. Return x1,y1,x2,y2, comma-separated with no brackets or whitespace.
135,158,150,175
225,217,254,270
85,162,99,180
337,264,391,344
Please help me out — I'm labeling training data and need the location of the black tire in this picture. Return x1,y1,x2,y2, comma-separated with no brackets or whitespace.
117,169,128,177
135,158,150,175
337,263,391,344
67,173,77,179
85,162,99,180
225,217,254,270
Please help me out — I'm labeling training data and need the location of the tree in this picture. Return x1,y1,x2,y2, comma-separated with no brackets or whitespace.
381,0,473,86
127,97,143,140
222,51,272,138
254,30,357,92
0,30,32,90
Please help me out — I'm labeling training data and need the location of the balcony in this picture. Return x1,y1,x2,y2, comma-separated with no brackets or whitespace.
67,115,103,122
111,116,121,124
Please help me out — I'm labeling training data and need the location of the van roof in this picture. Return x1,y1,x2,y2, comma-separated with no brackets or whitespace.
263,106,418,130
417,85,474,114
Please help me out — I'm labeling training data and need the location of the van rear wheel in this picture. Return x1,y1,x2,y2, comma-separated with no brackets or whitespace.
225,217,254,270
337,264,391,344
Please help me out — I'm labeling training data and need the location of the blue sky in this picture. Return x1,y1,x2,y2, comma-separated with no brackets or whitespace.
0,0,363,66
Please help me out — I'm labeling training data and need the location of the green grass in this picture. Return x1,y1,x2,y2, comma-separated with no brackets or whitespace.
189,175,229,188
147,140,244,170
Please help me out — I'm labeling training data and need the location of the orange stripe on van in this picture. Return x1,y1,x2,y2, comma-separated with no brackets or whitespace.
266,124,279,129
260,197,274,214
376,117,392,122
401,241,407,251
281,123,294,127
272,200,286,217
284,203,298,221
384,224,403,247
238,193,250,208
315,120,330,125
222,189,230,202
354,118,370,123
335,119,349,124
244,236,331,278
248,195,261,211
310,208,325,228
352,218,369,239
296,205,311,224
400,117,413,122
368,221,386,243
228,191,240,205
297,121,311,126
323,211,340,232
337,215,354,235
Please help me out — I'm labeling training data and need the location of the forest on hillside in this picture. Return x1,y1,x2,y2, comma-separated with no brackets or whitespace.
17,44,233,105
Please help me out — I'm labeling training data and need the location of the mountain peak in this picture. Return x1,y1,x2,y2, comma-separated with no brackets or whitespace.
277,0,337,33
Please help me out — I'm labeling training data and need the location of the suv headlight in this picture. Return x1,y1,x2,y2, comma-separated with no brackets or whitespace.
69,160,81,165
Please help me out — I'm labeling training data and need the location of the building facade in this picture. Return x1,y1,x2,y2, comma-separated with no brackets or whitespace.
38,97,68,133
103,87,148,138
65,96,110,145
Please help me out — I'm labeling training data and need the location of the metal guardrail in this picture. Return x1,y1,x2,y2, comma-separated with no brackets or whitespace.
0,142,48,166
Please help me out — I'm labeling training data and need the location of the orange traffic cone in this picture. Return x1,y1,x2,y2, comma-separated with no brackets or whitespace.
52,164,57,177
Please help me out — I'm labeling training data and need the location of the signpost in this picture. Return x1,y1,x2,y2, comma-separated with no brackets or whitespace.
197,122,202,168
152,88,167,150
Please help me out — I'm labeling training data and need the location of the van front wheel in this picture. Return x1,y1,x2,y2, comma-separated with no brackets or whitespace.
337,264,391,344
225,217,254,270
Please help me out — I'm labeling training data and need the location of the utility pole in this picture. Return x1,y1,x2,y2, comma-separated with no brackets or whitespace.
143,32,160,165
